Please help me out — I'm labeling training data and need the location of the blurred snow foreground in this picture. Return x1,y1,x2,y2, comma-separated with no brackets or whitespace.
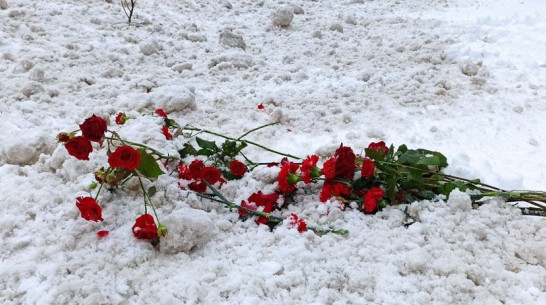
1,0,545,304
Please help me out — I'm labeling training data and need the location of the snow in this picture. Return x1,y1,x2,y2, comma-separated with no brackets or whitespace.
1,0,545,304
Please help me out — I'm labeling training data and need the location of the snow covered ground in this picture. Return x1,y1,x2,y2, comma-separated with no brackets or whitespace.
1,0,545,304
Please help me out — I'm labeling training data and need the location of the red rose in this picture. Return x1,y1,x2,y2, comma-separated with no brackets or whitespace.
161,126,173,140
334,144,356,181
108,145,141,170
155,109,167,117
361,158,375,180
321,158,336,179
230,160,247,177
132,214,159,239
189,160,205,178
79,114,107,142
76,197,103,222
278,162,300,193
257,103,265,110
368,141,388,156
65,136,93,160
201,166,222,184
363,187,385,213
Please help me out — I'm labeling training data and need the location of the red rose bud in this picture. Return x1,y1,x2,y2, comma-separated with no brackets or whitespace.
229,160,247,177
65,136,93,160
56,132,72,143
108,145,141,170
79,114,107,142
132,214,159,240
257,103,265,110
76,197,103,222
368,141,388,156
115,112,129,125
361,158,375,180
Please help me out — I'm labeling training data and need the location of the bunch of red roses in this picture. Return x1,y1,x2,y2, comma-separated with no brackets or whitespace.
273,142,388,214
59,114,166,240
60,111,546,244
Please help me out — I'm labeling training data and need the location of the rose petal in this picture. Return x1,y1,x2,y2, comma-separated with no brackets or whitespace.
97,230,109,238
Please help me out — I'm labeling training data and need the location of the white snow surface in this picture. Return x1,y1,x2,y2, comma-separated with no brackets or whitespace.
1,0,546,304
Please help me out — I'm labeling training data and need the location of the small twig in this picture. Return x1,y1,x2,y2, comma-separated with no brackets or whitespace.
121,0,137,25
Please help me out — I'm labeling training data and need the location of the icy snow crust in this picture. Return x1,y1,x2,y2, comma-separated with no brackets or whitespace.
1,0,545,304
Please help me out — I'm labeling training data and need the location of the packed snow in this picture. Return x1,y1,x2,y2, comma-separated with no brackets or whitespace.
1,0,545,304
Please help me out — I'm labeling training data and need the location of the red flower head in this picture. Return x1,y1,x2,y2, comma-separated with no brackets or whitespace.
289,214,307,233
257,103,265,110
108,145,141,170
178,163,192,180
189,159,205,178
248,191,279,207
132,214,159,239
361,158,375,180
79,114,107,142
76,197,103,222
278,162,300,194
319,182,351,202
368,141,388,156
155,109,167,118
300,155,320,184
363,187,385,213
321,158,336,179
334,144,356,181
230,160,247,177
65,136,93,160
162,125,173,140
201,166,222,184
115,112,128,125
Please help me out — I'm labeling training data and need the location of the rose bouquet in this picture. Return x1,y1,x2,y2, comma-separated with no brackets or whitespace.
57,111,546,244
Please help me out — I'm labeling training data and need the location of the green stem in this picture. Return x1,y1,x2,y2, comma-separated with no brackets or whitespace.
105,132,180,161
200,182,348,235
237,122,281,140
93,167,113,201
183,126,301,160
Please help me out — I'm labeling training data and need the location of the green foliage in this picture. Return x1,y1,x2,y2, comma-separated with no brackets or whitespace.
137,149,164,179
